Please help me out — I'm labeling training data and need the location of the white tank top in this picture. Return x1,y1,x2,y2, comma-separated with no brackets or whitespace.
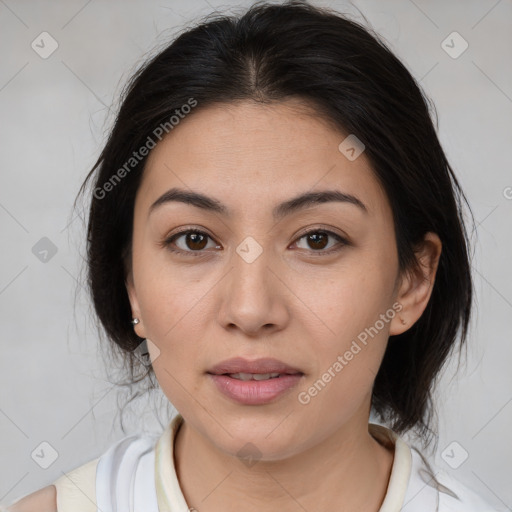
94,434,160,511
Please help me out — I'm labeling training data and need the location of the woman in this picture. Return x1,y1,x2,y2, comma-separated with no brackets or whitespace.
3,1,499,510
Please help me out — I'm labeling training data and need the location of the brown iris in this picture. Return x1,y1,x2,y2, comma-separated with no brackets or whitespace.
306,232,329,250
186,232,208,250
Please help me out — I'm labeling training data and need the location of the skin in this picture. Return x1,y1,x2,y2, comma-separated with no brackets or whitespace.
6,485,56,511
125,99,442,512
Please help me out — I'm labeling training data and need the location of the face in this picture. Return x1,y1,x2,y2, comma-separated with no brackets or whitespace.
126,99,412,460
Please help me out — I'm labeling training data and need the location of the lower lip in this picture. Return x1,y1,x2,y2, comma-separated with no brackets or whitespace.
208,373,303,405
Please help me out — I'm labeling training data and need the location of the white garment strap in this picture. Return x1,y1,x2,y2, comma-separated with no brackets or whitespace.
134,445,159,511
96,433,160,512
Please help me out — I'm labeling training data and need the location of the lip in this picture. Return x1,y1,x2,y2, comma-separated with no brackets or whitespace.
208,373,304,405
206,357,304,405
207,357,303,375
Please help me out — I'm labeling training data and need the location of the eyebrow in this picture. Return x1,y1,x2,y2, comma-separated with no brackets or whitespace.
148,187,368,219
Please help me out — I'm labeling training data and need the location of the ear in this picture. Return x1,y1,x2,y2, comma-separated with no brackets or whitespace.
125,267,147,339
389,232,442,336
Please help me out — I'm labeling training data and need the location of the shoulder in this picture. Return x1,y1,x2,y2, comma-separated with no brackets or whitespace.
3,485,57,512
2,429,165,512
1,458,99,512
52,457,99,512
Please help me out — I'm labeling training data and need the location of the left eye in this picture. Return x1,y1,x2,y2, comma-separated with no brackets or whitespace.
293,230,347,253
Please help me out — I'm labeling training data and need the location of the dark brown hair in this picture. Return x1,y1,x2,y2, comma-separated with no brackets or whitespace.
74,0,473,446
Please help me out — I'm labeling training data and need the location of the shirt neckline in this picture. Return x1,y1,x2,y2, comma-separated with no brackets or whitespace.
154,414,412,512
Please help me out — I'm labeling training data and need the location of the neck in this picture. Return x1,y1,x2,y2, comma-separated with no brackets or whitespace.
173,410,394,512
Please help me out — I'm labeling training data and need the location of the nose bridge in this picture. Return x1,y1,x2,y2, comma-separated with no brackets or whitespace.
231,235,275,303
219,235,286,333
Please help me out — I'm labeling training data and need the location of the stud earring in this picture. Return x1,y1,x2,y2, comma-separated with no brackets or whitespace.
400,317,407,325
131,318,140,326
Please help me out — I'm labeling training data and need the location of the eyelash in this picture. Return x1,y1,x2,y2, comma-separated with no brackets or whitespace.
162,227,349,258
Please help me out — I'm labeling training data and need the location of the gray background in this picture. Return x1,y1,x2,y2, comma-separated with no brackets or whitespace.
1,0,511,509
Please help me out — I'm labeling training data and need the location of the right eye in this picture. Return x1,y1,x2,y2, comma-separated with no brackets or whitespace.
164,229,221,256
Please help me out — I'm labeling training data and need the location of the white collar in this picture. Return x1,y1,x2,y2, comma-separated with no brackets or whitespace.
154,414,414,511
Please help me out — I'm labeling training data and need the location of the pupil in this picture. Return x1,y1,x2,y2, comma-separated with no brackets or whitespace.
188,233,207,250
308,232,328,250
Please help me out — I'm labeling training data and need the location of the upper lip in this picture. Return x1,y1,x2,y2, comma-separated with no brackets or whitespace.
207,357,303,375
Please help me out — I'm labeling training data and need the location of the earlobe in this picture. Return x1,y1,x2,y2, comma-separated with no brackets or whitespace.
125,270,146,338
389,232,442,336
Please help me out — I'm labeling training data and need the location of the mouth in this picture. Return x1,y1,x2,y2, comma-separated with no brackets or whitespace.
206,357,304,405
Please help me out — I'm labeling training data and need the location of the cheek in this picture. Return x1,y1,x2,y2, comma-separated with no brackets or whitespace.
303,257,396,345
296,256,396,402
134,242,205,334
135,275,206,384
143,284,207,413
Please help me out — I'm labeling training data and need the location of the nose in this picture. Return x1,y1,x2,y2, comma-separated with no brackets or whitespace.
217,242,290,337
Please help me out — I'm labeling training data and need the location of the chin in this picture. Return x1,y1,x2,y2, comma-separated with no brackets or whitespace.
205,416,306,461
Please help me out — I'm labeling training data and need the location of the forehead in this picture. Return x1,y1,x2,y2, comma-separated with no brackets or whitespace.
136,100,389,219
